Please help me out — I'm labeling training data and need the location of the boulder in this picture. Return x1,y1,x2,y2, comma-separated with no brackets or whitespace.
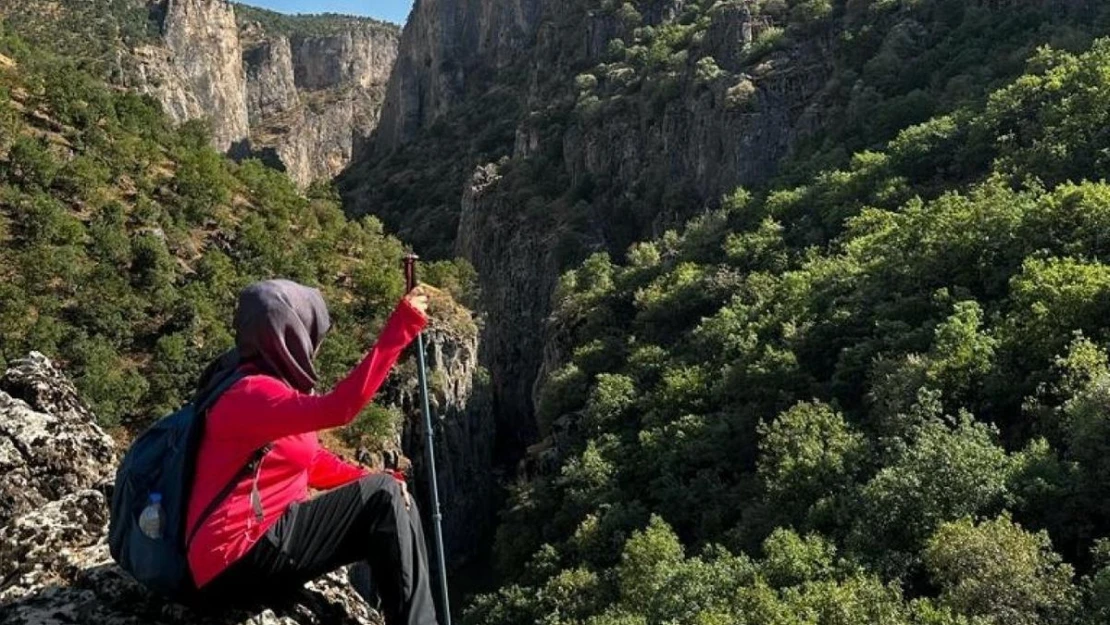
0,352,116,528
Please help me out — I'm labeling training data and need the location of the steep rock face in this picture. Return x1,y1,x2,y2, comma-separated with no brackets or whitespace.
0,353,382,625
243,35,299,124
243,25,399,186
290,30,396,91
374,0,546,152
555,2,829,242
561,52,830,241
130,0,399,185
360,0,831,444
455,165,555,451
0,0,399,183
136,0,251,152
381,291,497,567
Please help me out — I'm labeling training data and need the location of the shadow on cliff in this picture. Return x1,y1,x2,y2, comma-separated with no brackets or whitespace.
228,138,288,173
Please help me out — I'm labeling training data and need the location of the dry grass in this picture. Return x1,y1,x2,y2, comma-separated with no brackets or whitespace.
425,284,478,339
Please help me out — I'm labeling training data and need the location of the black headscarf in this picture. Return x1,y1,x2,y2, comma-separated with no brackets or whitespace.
194,279,331,409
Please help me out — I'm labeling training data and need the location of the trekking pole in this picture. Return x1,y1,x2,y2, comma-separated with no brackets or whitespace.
403,253,452,625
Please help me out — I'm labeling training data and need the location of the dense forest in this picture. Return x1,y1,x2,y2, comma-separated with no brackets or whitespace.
0,24,471,446
462,14,1110,625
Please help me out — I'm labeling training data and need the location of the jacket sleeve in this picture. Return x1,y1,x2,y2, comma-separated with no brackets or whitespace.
209,298,426,446
308,444,369,489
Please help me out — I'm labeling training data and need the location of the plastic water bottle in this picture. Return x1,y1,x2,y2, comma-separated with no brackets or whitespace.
139,493,165,540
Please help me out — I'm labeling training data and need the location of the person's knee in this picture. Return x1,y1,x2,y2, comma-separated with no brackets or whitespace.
357,472,403,503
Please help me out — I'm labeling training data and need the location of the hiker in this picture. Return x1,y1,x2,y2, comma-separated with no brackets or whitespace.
186,279,438,625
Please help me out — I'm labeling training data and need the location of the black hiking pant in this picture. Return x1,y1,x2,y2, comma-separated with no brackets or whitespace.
201,473,439,625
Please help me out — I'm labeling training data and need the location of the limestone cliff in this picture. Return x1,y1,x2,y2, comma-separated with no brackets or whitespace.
134,0,251,152
239,17,399,185
379,289,497,567
0,353,384,625
128,0,399,185
374,0,546,152
243,33,299,124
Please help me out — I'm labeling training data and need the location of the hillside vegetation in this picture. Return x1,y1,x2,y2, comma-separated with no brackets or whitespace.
234,3,398,37
0,24,470,438
8,0,1110,622
462,7,1110,625
0,0,156,82
344,0,1109,258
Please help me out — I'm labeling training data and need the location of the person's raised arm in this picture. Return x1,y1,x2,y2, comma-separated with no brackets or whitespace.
209,293,428,446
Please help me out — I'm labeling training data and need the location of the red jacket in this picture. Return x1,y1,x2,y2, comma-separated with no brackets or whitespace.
187,299,426,588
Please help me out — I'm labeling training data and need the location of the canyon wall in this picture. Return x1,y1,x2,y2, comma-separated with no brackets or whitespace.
134,0,251,151
135,0,399,186
374,0,546,152
350,0,832,447
337,0,834,567
240,21,398,185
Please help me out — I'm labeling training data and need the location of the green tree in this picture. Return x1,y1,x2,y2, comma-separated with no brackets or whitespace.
757,401,865,530
925,515,1078,625
853,415,1015,572
5,136,60,189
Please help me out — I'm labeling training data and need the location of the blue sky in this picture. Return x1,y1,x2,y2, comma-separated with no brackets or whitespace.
239,0,414,24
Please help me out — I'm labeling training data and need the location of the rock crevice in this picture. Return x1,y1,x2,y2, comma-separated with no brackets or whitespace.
378,290,497,568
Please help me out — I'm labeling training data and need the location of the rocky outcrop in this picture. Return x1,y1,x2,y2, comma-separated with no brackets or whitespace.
135,0,251,152
0,353,115,529
130,0,399,185
381,289,497,567
0,353,382,625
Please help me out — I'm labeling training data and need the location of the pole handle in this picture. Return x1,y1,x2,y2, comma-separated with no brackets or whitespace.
403,253,420,292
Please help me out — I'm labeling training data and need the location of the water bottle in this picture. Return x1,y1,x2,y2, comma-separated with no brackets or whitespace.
138,493,165,540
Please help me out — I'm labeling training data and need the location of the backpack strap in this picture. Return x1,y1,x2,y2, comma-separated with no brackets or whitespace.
186,444,271,549
196,370,249,414
185,370,271,550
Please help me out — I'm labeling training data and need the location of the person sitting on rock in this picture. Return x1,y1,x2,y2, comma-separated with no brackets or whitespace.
186,279,437,625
